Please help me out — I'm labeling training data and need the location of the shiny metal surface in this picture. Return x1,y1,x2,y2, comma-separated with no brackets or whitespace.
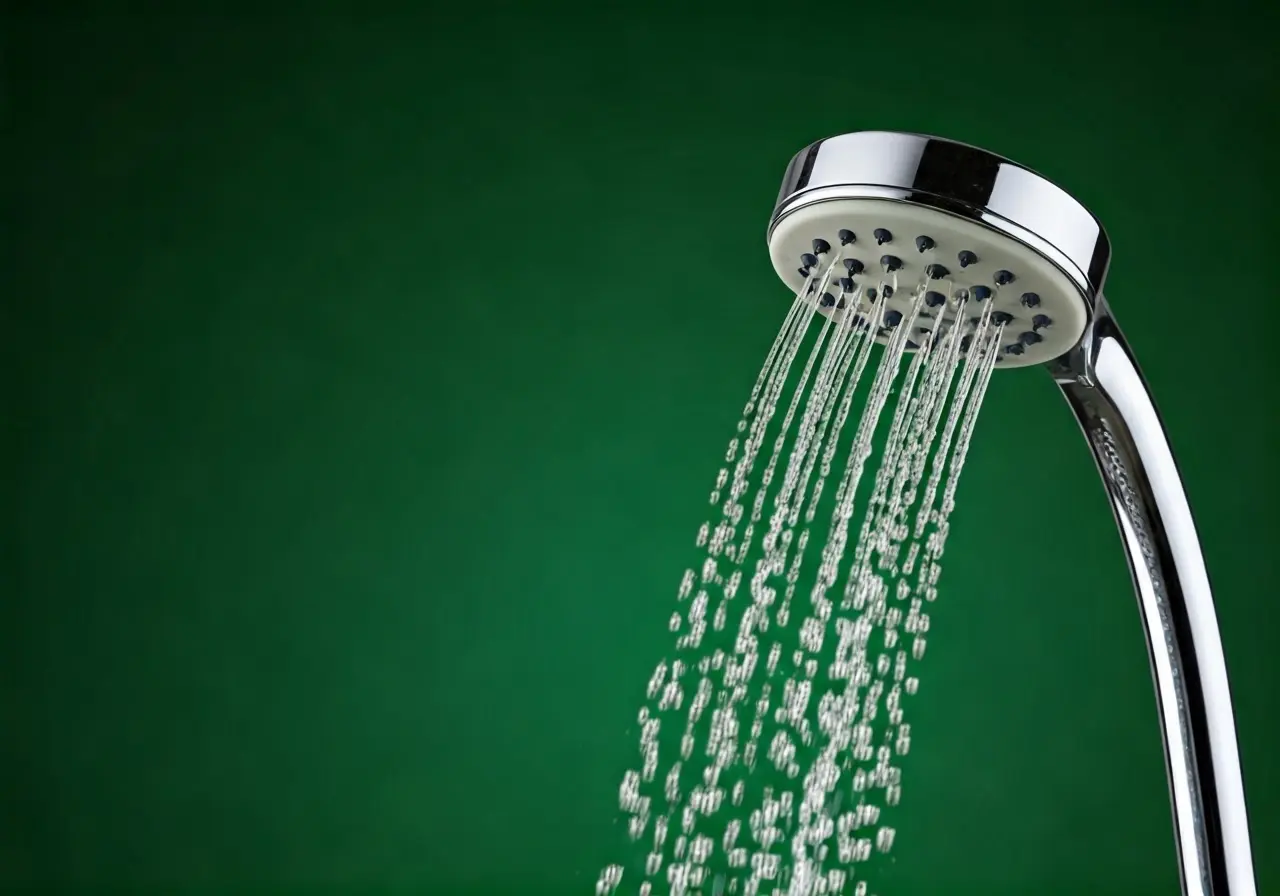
769,131,1112,304
769,131,1256,895
1055,306,1256,896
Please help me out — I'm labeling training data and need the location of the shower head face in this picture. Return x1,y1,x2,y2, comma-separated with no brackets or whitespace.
769,200,1085,368
766,131,1112,370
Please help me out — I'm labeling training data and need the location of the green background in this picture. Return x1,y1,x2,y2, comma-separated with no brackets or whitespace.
6,6,1277,896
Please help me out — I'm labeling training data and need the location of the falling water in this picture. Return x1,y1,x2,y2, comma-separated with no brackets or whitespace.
600,258,1004,896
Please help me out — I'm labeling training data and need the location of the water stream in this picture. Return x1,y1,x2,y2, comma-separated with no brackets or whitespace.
601,266,1004,896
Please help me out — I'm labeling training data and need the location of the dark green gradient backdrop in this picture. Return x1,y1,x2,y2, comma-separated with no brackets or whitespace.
6,7,1278,896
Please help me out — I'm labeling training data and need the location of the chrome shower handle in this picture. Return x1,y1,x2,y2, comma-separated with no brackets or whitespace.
1056,301,1257,896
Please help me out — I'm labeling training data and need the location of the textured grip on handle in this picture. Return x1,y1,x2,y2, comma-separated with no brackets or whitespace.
1059,306,1256,896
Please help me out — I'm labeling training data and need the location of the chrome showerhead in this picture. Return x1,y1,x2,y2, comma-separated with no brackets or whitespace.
764,131,1255,896
765,131,1109,370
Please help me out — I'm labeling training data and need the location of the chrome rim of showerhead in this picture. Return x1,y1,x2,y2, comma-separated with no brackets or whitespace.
768,131,1112,309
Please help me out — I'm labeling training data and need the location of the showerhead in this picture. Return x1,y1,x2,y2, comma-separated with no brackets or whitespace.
765,131,1110,370
762,131,1256,895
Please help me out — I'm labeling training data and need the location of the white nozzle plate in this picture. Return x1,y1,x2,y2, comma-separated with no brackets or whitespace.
768,199,1089,369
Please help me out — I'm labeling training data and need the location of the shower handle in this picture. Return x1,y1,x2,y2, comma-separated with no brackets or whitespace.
1056,300,1256,896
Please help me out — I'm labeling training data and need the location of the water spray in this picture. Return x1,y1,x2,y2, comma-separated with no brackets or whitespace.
600,131,1255,896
